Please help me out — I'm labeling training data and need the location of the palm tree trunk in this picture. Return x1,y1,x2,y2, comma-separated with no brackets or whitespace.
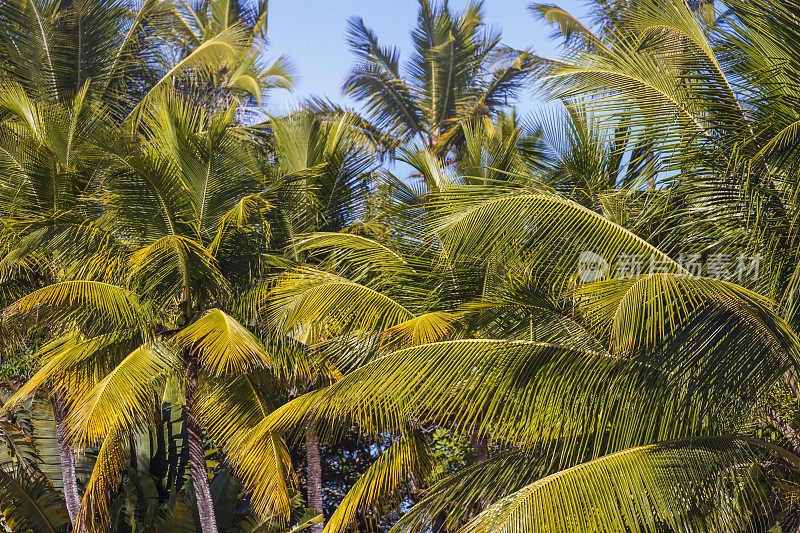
305,420,323,533
52,393,80,523
472,423,489,464
184,350,219,533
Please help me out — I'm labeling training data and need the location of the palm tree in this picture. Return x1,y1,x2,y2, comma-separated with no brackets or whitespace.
249,13,800,520
313,0,534,157
256,154,800,533
0,0,295,527
0,93,298,533
247,110,380,529
172,0,294,110
0,0,288,122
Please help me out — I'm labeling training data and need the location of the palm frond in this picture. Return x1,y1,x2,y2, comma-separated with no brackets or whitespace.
431,186,683,290
267,267,414,341
126,26,248,123
343,17,423,140
391,451,549,533
173,308,273,374
74,433,128,533
325,429,433,533
66,343,175,445
228,430,298,524
1,331,142,412
263,339,761,461
4,281,151,337
0,461,70,533
127,235,227,309
457,437,784,533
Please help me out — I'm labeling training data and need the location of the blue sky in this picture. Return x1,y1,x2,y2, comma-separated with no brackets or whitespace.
264,0,591,116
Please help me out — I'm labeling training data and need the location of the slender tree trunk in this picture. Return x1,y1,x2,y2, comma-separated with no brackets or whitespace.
786,369,800,401
184,350,219,533
305,419,324,533
52,393,81,524
765,406,800,451
472,425,489,464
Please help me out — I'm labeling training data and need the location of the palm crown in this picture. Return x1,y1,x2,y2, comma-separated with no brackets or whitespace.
331,0,534,156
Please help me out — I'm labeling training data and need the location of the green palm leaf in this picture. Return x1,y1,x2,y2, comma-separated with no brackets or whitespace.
74,433,128,533
0,462,70,533
229,430,298,524
431,186,683,290
1,332,142,412
263,339,758,461
4,280,150,336
391,451,548,533
325,429,433,533
457,437,784,533
173,308,273,374
127,235,227,308
126,26,248,123
66,343,175,445
267,267,414,341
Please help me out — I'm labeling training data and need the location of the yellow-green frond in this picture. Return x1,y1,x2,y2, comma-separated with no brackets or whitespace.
392,451,549,533
66,344,175,445
4,281,150,336
431,187,684,291
173,308,273,374
227,430,298,524
325,429,433,533
73,433,127,533
267,268,414,341
381,312,459,349
457,437,782,533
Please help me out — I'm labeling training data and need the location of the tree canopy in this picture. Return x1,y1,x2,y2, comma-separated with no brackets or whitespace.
2,0,800,532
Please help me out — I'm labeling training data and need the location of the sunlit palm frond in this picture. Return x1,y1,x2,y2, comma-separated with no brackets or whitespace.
126,26,249,124
210,193,273,255
325,429,433,533
73,433,127,533
391,451,548,533
228,429,298,524
577,273,800,359
66,343,175,445
267,267,414,341
1,331,142,412
431,186,683,290
4,280,151,336
264,339,758,462
127,235,227,309
529,4,605,52
197,371,278,449
457,437,786,533
381,312,460,349
294,232,416,288
173,308,273,374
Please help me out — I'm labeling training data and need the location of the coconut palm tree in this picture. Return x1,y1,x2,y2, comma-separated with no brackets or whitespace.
171,0,294,110
245,110,381,530
250,57,800,529
0,0,289,122
0,93,299,533
314,0,534,157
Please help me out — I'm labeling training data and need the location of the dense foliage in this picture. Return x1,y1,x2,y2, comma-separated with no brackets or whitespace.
2,0,800,532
